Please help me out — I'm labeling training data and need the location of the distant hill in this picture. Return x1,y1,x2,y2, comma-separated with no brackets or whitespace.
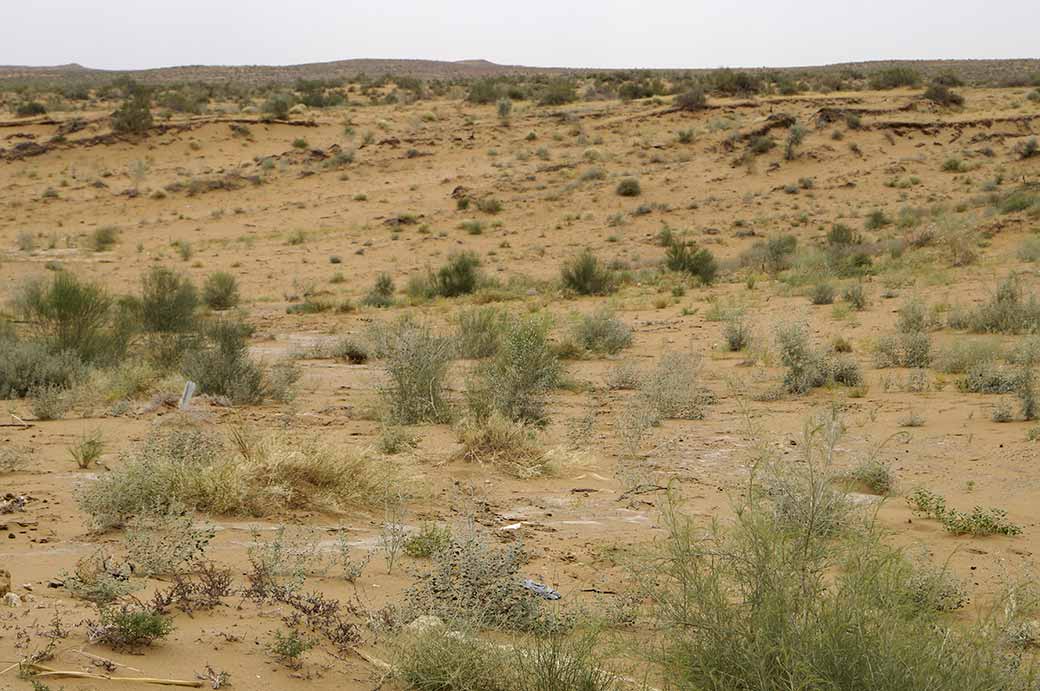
0,57,1037,86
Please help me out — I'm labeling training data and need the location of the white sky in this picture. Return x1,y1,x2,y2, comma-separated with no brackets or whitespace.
5,0,1037,71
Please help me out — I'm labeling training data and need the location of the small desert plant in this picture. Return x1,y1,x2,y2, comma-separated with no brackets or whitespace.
404,523,453,558
202,272,240,310
14,272,124,364
268,629,313,669
722,316,752,351
405,532,546,630
560,250,617,295
455,306,509,358
69,430,104,468
615,178,641,197
456,413,551,478
88,225,119,251
382,321,454,423
775,322,827,394
181,320,271,404
665,240,717,284
907,488,1022,536
89,605,173,650
78,425,396,529
362,272,396,308
676,86,707,111
923,83,964,107
570,307,632,355
809,282,836,305
466,316,560,424
842,283,867,310
640,351,709,420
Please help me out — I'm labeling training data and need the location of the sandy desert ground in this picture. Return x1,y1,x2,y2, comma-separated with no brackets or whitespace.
1,71,1040,689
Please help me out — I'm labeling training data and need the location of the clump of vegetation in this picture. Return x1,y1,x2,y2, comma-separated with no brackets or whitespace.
409,252,484,299
362,273,396,308
665,239,718,284
202,272,240,311
268,629,314,669
649,407,1031,691
776,322,862,393
14,272,127,365
110,81,153,134
89,605,173,650
381,320,454,423
182,320,298,404
69,430,105,468
569,307,632,355
404,532,547,630
923,83,965,107
79,424,395,529
907,488,1022,536
950,276,1040,334
404,523,453,558
639,351,711,420
615,178,641,197
455,306,509,359
456,413,551,478
560,249,618,295
722,316,752,351
675,86,707,111
88,225,119,251
467,315,560,424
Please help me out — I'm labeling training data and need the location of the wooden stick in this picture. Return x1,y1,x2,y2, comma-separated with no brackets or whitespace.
32,670,203,687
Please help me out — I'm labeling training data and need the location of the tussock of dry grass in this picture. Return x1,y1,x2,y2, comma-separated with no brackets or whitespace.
455,413,554,478
79,421,401,528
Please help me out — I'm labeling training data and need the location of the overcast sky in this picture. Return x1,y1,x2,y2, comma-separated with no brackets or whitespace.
5,0,1036,71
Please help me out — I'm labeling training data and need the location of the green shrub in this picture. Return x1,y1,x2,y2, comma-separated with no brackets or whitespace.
110,83,153,134
0,339,83,398
202,272,240,310
961,276,1040,333
455,306,508,359
842,283,867,310
456,413,550,478
870,67,921,89
263,93,292,119
382,321,454,423
89,225,119,251
615,178,641,197
538,79,577,106
809,283,836,305
923,83,964,106
723,316,751,351
268,629,313,669
404,523,453,558
560,250,617,295
907,488,1022,536
405,533,545,630
14,101,47,117
362,272,396,308
650,483,1026,691
181,320,290,405
139,266,199,334
676,87,707,111
467,315,560,424
14,272,125,364
776,322,827,394
435,252,482,298
92,605,173,650
665,240,718,284
570,307,632,355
